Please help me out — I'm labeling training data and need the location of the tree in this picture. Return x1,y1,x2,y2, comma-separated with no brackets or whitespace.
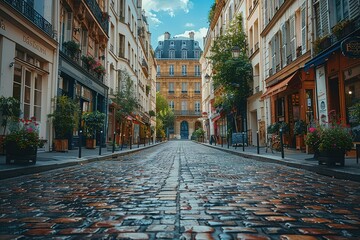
0,96,21,135
156,93,175,137
208,14,252,132
113,70,139,135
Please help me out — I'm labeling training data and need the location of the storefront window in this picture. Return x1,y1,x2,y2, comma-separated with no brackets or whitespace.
345,76,360,125
305,89,314,124
276,97,285,121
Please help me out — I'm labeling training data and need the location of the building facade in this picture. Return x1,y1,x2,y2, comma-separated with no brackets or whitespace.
0,0,59,151
155,32,202,139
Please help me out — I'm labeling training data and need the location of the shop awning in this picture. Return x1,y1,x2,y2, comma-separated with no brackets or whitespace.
262,72,297,98
212,115,221,122
303,43,340,71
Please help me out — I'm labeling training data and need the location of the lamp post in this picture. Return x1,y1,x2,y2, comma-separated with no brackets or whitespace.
99,130,103,155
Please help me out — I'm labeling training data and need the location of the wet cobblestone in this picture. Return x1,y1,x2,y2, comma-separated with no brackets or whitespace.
0,141,360,239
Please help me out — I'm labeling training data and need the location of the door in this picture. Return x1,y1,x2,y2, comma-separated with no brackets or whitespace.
180,121,189,139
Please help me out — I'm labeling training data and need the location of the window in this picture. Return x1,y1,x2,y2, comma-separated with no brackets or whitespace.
168,82,174,93
60,9,73,45
13,63,43,121
181,101,187,111
156,50,161,59
169,100,174,110
335,0,349,22
181,50,187,59
182,65,187,76
157,65,160,76
169,50,175,58
169,65,174,76
194,50,200,58
289,15,296,61
195,65,201,76
195,82,201,93
170,41,174,46
119,34,125,58
314,0,329,39
195,101,201,113
301,5,307,53
156,82,160,92
182,82,188,93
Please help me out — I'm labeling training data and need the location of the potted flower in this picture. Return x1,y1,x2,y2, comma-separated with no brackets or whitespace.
267,122,280,135
5,117,43,164
81,55,96,70
48,96,79,152
0,96,21,154
317,123,353,166
92,61,106,78
62,40,80,59
332,19,352,40
82,111,106,149
294,120,307,150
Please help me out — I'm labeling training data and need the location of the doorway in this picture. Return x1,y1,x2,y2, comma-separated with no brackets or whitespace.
180,121,189,139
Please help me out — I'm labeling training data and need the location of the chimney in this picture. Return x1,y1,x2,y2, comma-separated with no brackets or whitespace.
164,32,170,40
189,32,194,40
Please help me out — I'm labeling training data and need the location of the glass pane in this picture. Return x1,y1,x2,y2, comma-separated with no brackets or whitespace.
34,106,41,121
25,86,31,104
14,64,22,84
24,104,30,119
13,83,21,101
34,90,41,105
25,71,31,87
35,74,42,90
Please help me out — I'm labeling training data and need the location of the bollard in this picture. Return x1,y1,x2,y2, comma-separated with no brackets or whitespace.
78,130,82,158
121,135,124,151
144,137,146,147
227,134,230,149
130,136,132,149
112,132,116,153
99,130,103,155
242,132,245,152
221,136,223,147
138,137,140,148
256,130,260,154
280,128,284,159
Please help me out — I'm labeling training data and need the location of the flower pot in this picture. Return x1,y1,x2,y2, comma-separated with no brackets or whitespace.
5,141,37,164
296,135,305,150
318,150,345,167
53,139,68,152
86,139,96,149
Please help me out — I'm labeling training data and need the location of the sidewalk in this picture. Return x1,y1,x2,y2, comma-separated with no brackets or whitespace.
0,142,163,180
199,141,360,182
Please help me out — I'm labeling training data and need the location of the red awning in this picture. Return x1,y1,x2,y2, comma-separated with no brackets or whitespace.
262,72,297,98
212,115,221,122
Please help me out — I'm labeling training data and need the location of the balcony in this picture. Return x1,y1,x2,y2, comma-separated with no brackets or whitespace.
174,110,201,116
157,72,202,77
255,42,259,51
85,0,109,35
4,0,54,38
61,46,104,83
269,68,273,77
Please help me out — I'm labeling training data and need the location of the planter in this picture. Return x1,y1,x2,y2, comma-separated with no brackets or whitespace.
5,141,37,164
296,135,305,150
318,150,345,167
0,135,5,155
86,139,96,149
53,139,68,152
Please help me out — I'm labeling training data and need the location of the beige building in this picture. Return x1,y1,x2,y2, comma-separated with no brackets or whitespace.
155,32,202,139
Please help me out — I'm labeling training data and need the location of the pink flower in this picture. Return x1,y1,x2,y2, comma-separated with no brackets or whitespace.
309,127,316,133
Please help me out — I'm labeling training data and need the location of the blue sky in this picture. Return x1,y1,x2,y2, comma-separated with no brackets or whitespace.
142,0,214,50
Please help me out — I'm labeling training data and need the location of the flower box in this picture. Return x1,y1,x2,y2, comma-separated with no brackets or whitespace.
6,140,37,164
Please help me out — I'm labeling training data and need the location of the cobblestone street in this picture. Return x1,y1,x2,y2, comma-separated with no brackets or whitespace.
1,141,360,239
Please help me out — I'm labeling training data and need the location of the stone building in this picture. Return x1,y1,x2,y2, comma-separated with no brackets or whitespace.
155,32,202,139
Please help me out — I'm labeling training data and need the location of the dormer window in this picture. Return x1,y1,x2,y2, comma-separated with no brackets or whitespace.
182,41,186,45
159,41,163,46
170,41,174,46
194,42,198,47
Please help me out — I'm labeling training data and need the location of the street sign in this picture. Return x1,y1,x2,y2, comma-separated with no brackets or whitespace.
341,37,360,58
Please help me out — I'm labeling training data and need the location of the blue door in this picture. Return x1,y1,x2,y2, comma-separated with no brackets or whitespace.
180,121,189,139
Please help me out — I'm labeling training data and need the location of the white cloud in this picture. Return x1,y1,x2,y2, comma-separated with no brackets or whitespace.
185,23,195,28
146,11,162,26
143,0,193,24
174,28,208,49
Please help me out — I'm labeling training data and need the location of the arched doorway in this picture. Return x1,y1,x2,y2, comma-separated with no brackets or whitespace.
195,121,202,130
180,121,189,139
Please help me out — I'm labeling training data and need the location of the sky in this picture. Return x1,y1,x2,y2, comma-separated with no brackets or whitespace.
142,0,214,50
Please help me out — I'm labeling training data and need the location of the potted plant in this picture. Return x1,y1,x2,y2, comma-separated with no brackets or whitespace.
5,117,44,164
267,122,280,135
62,40,80,59
48,96,79,152
81,55,96,70
317,123,353,166
294,120,307,150
305,125,321,158
332,19,352,40
82,110,106,149
313,35,331,55
0,96,21,154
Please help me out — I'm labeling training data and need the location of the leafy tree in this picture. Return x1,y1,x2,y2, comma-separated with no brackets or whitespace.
0,96,21,135
113,69,139,128
208,2,216,24
208,14,252,132
156,93,175,136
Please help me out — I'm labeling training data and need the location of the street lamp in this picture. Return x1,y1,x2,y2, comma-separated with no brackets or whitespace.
231,46,240,58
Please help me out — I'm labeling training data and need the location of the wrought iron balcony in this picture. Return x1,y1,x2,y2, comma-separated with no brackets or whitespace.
85,0,109,35
4,0,54,38
157,72,202,77
174,110,201,116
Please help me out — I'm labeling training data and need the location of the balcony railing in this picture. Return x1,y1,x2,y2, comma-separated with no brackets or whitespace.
174,110,201,116
110,44,114,53
4,0,54,38
61,46,104,83
157,72,202,77
85,0,109,35
255,42,259,51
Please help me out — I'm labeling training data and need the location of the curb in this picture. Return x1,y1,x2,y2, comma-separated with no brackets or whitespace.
200,142,360,183
0,143,163,180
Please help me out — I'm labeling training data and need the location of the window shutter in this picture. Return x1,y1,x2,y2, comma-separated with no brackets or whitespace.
320,0,329,36
271,36,276,72
281,24,287,67
275,33,280,70
301,5,306,53
66,12,73,42
349,0,360,19
289,16,296,61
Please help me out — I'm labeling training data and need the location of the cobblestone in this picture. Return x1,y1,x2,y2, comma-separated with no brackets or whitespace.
1,141,360,239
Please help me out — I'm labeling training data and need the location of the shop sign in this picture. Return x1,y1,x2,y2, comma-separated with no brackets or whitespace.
341,37,360,58
0,18,5,30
